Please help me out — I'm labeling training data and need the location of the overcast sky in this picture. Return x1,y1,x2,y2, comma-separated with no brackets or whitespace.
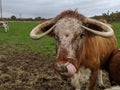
2,0,120,18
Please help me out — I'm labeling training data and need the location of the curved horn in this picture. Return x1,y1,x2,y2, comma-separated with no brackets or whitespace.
81,18,114,38
30,19,55,40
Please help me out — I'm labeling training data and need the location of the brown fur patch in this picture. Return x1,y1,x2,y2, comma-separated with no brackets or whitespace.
109,49,120,85
55,10,86,24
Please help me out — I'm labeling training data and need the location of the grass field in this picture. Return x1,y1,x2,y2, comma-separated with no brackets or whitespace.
0,21,120,57
0,21,56,57
111,22,120,47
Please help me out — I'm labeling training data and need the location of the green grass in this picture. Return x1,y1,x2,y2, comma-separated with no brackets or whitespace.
111,22,120,48
0,21,56,57
0,21,120,57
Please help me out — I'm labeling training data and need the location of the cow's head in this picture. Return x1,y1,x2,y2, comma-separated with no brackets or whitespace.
30,10,114,77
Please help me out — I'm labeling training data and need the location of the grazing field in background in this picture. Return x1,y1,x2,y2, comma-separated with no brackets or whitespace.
110,22,120,47
0,21,56,57
0,21,120,57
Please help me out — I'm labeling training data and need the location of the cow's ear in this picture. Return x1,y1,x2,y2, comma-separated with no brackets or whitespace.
39,19,57,37
83,23,103,31
39,20,55,32
30,19,56,40
40,22,55,36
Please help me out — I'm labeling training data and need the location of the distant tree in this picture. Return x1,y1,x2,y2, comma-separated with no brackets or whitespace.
92,10,120,22
34,16,41,21
11,15,16,20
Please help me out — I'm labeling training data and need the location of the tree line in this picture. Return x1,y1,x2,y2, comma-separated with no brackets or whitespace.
0,11,120,22
92,11,120,22
0,16,47,21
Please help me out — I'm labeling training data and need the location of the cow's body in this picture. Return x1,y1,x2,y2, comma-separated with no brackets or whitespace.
0,21,8,32
30,10,117,90
107,49,120,85
70,33,116,89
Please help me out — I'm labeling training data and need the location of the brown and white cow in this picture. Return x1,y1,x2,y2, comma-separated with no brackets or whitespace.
0,21,9,32
30,10,117,90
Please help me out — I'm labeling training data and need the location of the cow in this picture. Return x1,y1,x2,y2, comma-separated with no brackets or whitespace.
107,49,120,85
29,10,117,90
0,21,9,32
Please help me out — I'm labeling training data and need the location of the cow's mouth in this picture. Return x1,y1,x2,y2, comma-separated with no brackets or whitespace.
54,62,77,77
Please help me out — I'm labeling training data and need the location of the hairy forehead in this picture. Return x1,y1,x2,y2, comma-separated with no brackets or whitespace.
54,18,82,35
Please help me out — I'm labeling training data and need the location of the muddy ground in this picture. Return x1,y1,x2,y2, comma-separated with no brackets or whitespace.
0,45,111,90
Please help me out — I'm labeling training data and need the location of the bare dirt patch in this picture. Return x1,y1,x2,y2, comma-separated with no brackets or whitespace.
0,45,111,90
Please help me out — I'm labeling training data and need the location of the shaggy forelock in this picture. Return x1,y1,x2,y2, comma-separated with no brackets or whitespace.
55,10,86,24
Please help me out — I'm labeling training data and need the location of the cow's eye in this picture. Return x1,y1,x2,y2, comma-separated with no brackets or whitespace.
80,33,85,38
72,35,79,43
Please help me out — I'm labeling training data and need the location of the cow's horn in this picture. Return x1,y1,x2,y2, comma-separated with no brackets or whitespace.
81,18,114,38
30,19,55,40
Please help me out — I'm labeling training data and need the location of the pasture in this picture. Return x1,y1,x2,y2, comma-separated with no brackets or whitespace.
111,22,120,48
0,21,120,90
0,21,56,57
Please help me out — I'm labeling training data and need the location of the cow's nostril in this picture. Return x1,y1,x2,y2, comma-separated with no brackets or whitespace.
55,62,77,77
60,64,68,72
54,63,68,72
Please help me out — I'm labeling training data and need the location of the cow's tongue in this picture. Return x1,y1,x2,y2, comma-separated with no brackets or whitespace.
64,63,77,76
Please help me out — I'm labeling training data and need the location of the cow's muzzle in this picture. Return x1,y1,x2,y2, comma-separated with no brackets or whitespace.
54,61,77,77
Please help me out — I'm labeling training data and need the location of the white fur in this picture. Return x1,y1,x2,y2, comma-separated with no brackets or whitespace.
55,18,82,59
98,70,104,87
104,86,120,90
71,66,91,90
0,21,9,32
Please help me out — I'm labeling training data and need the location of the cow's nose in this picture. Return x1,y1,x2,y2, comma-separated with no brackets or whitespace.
54,63,68,73
54,62,77,76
